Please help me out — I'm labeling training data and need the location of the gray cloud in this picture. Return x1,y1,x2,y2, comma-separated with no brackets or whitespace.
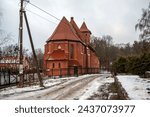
0,0,149,50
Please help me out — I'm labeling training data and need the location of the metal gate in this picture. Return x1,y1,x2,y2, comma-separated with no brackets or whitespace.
0,68,19,88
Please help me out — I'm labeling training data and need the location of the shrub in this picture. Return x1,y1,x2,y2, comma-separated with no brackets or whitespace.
112,57,127,73
112,53,150,75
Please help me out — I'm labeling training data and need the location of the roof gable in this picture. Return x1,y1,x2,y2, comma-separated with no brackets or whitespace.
70,17,83,40
80,22,91,34
47,17,80,42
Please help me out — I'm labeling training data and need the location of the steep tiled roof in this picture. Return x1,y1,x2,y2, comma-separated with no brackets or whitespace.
80,22,91,34
47,17,80,42
70,17,83,40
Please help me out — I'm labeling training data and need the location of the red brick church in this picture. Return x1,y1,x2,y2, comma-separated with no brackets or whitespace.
44,17,100,76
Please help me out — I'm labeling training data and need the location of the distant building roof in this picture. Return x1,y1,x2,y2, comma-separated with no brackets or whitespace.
0,56,30,68
0,56,19,64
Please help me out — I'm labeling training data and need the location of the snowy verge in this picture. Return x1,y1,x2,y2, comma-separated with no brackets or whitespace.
78,74,114,100
117,75,150,100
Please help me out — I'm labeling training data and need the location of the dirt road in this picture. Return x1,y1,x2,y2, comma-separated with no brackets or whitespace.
1,74,116,100
22,74,101,100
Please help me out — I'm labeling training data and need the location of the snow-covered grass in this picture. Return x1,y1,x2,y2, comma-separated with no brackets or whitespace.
117,75,150,100
79,74,114,100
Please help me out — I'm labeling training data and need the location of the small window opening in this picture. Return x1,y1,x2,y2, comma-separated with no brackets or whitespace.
59,63,61,68
52,63,55,68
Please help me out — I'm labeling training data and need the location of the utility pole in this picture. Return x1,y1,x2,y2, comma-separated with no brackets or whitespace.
24,11,44,87
18,0,44,87
18,0,24,87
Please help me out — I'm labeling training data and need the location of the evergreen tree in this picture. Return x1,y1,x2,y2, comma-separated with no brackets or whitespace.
112,57,127,73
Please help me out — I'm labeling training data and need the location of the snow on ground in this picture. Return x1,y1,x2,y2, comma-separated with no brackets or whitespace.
0,74,97,100
2,74,149,100
117,75,150,100
0,79,61,100
0,74,114,100
77,74,114,100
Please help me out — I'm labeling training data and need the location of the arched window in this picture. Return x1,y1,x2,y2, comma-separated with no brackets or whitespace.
59,63,61,68
70,44,74,59
52,63,55,68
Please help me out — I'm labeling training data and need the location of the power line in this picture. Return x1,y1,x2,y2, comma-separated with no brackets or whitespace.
28,2,61,21
19,0,70,27
26,9,57,25
26,1,71,28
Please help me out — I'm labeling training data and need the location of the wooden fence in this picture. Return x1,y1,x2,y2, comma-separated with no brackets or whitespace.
0,68,38,88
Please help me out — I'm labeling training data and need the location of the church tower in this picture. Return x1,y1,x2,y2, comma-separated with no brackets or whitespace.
80,22,91,44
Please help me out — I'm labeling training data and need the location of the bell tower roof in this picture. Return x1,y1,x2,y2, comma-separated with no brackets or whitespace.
80,22,91,34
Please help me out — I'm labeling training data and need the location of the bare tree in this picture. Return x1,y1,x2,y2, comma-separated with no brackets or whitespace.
0,10,2,25
0,43,19,56
135,3,150,41
0,30,13,46
0,11,13,46
91,35,116,71
29,48,44,70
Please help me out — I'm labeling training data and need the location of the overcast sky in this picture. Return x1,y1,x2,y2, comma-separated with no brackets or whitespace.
0,0,149,51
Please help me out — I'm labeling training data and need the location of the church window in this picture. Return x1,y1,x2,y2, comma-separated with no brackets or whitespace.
59,63,61,68
52,63,55,68
70,44,74,59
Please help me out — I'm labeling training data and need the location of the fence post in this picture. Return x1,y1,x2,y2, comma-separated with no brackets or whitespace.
74,66,78,77
59,68,62,78
3,71,6,84
67,68,69,77
0,69,1,85
8,69,11,86
52,69,53,78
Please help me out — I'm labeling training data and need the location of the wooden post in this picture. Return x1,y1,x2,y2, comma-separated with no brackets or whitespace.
8,69,11,86
52,69,53,78
0,68,1,85
23,11,44,87
18,0,24,88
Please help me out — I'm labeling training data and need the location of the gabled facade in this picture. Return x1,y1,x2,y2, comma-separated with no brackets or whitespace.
44,17,100,76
